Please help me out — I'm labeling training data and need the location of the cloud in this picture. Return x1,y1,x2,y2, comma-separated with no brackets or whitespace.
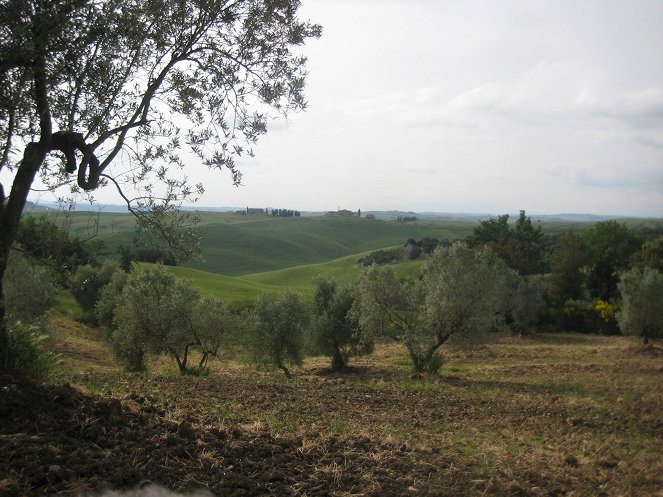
576,164,663,192
593,87,663,128
405,164,438,174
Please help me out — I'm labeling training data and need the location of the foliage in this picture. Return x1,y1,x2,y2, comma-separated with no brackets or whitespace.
310,278,372,371
582,221,640,300
353,242,509,373
357,248,402,266
6,321,60,380
0,0,321,371
617,267,663,344
550,232,588,304
246,290,309,378
3,249,55,324
95,269,128,336
14,216,96,276
631,236,663,273
134,246,178,266
467,211,544,275
192,296,236,370
502,272,547,335
112,265,198,372
71,261,120,322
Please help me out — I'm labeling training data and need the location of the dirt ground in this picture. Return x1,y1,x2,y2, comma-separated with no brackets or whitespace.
1,328,662,497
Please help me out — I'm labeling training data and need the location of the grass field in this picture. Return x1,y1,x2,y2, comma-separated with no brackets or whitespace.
31,314,663,497
35,209,663,279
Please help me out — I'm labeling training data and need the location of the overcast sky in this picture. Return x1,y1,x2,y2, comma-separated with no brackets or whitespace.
44,0,663,216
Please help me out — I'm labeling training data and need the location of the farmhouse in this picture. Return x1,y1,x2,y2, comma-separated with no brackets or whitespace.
326,209,355,217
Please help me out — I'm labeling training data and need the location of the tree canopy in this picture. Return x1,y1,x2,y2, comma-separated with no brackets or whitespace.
0,0,321,371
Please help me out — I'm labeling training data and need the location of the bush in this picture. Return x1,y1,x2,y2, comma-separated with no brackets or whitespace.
71,261,120,322
7,322,60,380
3,249,56,324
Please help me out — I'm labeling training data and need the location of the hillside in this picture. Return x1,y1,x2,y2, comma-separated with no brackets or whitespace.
34,209,663,277
167,253,424,302
60,211,477,276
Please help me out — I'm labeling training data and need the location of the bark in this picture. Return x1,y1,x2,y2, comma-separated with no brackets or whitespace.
331,342,345,371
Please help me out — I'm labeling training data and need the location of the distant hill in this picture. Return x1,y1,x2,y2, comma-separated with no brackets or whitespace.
25,206,663,278
52,210,476,276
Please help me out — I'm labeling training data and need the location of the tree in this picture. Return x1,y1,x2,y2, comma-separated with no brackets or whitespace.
502,271,546,335
467,211,544,275
550,232,588,304
247,290,308,378
582,221,640,300
310,277,372,371
353,242,508,373
617,267,663,344
631,236,663,273
191,295,235,370
112,265,198,372
0,0,321,371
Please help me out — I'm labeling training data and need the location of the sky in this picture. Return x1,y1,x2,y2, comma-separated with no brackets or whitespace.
33,0,663,217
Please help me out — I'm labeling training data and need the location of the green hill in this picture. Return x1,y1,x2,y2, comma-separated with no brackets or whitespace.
35,209,663,278
61,211,476,276
167,253,425,302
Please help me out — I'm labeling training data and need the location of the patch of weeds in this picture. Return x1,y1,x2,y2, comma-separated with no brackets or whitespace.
328,416,350,435
448,362,470,374
396,378,440,392
480,452,495,477
217,399,240,419
560,381,589,398
392,360,413,367
268,416,298,434
182,366,210,377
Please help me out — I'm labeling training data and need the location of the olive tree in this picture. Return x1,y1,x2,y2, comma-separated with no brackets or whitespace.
310,277,372,371
247,290,309,378
0,0,321,371
112,265,198,372
617,267,663,344
192,295,236,369
354,242,508,373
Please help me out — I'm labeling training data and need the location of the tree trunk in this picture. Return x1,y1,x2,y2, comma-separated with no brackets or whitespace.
278,363,292,379
643,335,649,345
199,352,209,369
0,142,52,372
331,342,345,371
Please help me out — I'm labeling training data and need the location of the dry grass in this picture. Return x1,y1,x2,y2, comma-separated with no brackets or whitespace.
48,315,663,496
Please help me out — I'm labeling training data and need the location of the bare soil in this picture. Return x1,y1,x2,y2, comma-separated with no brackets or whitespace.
1,327,662,497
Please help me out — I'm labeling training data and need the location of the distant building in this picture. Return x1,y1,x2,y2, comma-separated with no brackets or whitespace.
246,207,266,215
326,209,355,217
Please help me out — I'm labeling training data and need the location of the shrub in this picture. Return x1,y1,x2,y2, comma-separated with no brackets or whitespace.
71,261,120,323
3,249,56,324
7,322,60,380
